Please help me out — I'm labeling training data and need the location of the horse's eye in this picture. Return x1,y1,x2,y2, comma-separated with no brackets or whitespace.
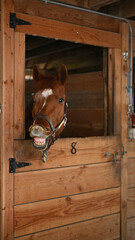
59,98,64,104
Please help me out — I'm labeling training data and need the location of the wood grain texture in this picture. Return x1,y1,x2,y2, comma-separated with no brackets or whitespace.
1,1,14,239
14,162,120,205
127,217,135,240
14,136,121,172
103,48,108,136
120,22,129,240
15,13,121,49
0,31,1,240
15,213,120,240
14,188,120,237
127,188,135,219
67,71,103,92
128,158,135,188
14,32,25,139
127,141,135,158
113,48,121,135
108,48,114,135
15,0,120,33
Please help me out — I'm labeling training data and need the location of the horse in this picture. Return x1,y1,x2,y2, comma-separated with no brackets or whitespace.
29,64,68,162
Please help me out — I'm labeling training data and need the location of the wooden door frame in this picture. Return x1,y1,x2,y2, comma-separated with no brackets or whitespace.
1,1,15,240
0,4,130,240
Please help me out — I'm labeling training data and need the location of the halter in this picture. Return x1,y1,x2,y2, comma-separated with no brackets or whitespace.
33,101,68,162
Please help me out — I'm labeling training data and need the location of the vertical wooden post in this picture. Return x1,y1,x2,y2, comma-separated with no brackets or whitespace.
1,1,15,239
121,22,129,240
114,48,122,136
14,32,25,139
108,48,114,136
103,48,108,136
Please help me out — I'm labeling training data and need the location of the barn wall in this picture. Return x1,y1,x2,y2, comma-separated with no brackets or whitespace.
126,31,135,240
127,142,135,239
0,31,1,239
1,1,135,239
13,1,135,239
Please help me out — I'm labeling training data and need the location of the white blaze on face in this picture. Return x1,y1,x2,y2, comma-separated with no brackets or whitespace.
41,89,53,108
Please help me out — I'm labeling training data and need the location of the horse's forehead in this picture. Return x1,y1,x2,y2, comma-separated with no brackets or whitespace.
41,89,53,98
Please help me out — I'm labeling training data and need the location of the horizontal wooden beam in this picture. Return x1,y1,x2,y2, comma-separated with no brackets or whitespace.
14,188,120,237
14,136,121,172
15,214,120,240
15,13,121,49
15,0,120,33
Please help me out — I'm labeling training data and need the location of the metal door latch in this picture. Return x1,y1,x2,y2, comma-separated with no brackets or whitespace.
105,144,126,163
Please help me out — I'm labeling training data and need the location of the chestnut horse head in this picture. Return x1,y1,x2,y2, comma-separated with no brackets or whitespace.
29,64,68,161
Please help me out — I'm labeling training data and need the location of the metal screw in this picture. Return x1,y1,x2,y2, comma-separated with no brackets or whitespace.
122,52,128,61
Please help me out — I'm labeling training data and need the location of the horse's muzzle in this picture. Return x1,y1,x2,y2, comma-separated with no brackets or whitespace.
29,125,49,150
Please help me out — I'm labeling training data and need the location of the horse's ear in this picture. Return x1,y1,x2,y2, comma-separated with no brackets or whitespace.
33,65,40,83
58,64,68,85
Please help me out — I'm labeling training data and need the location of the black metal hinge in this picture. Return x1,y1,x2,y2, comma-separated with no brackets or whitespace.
10,13,32,29
9,158,32,173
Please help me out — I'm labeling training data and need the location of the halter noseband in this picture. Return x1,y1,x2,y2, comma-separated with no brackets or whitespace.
33,102,68,162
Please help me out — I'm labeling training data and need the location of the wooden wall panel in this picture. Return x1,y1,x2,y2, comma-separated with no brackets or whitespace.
14,188,120,237
14,136,121,172
14,32,25,139
127,141,135,158
14,162,120,205
15,13,121,49
15,0,120,33
1,1,14,239
114,48,121,135
128,158,135,188
67,71,103,92
0,31,1,240
15,213,120,240
120,22,129,240
128,217,135,240
127,188,135,219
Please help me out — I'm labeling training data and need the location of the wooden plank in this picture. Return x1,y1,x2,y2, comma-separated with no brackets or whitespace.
120,22,129,240
114,48,121,135
14,32,25,139
127,188,135,218
103,48,108,136
127,217,135,240
127,141,135,158
108,48,114,135
66,109,104,124
14,136,121,172
0,31,1,240
63,124,104,137
15,0,120,33
15,13,121,49
14,162,120,205
133,36,135,53
14,188,120,237
67,71,103,92
63,108,104,137
128,158,135,188
67,90,104,109
15,213,120,240
1,1,14,240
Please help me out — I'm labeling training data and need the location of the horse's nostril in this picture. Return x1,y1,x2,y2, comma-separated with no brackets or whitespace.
30,125,45,138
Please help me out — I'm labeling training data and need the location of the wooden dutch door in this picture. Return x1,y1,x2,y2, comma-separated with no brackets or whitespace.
1,2,129,240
